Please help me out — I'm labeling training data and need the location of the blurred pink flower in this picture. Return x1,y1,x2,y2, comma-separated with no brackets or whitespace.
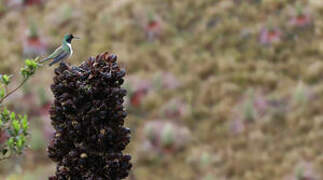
160,98,190,119
130,90,148,107
229,119,245,134
153,72,181,91
287,161,320,180
259,28,282,45
231,89,282,129
142,120,191,154
23,36,48,58
5,0,22,8
125,76,152,107
162,72,181,90
289,14,312,28
144,19,162,41
5,0,44,8
253,94,268,116
23,0,44,6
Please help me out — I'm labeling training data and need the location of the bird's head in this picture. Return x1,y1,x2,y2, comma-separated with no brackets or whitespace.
64,34,80,43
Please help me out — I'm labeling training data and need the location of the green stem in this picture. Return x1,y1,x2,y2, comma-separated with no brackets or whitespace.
0,58,41,104
0,78,28,104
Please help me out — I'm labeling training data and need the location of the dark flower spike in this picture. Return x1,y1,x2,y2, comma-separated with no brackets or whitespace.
48,52,131,180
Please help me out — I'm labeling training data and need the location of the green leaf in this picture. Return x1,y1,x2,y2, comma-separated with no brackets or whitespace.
7,137,14,148
0,118,3,127
26,59,38,69
3,108,8,116
12,119,20,134
21,59,39,79
25,59,32,66
1,108,9,123
0,87,5,98
20,68,28,79
10,112,15,121
1,74,11,85
16,135,26,152
3,108,8,115
21,115,28,133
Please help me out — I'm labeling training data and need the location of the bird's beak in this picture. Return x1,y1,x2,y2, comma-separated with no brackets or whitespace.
74,36,80,40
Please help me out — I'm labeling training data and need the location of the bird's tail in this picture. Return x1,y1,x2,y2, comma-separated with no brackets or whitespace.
49,59,58,66
39,57,50,63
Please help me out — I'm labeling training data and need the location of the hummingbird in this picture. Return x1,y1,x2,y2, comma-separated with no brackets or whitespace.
40,34,80,66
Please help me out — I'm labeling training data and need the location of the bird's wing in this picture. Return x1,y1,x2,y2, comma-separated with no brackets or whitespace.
47,45,66,59
49,51,69,66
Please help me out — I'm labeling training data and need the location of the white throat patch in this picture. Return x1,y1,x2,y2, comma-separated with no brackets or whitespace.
67,43,73,58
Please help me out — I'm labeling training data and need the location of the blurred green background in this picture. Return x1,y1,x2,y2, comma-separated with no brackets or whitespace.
1,0,323,179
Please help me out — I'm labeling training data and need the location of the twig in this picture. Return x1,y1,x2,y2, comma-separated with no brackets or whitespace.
0,58,41,104
0,78,28,104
